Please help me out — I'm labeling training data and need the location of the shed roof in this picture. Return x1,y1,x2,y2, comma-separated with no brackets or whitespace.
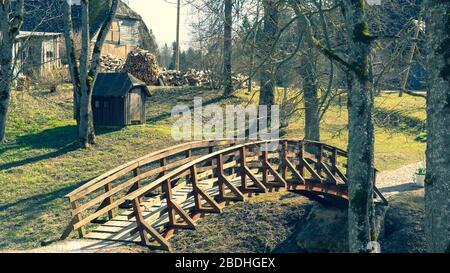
93,72,150,97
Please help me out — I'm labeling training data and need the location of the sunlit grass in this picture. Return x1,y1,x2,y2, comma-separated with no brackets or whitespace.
0,86,426,250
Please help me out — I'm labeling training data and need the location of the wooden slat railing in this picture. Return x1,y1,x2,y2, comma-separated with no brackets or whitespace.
62,138,387,249
61,139,245,239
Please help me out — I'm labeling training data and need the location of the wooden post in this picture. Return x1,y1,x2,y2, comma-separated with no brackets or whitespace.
240,146,247,190
163,178,176,226
132,167,142,202
317,144,323,177
298,142,305,177
262,144,268,185
331,148,337,176
104,183,114,219
185,149,192,184
208,146,214,178
190,165,202,209
217,154,226,198
71,200,85,238
131,197,150,246
282,140,288,180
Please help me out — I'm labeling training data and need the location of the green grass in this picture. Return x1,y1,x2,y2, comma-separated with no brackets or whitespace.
0,86,426,250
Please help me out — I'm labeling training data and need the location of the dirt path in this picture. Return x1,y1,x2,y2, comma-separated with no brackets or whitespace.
376,161,425,198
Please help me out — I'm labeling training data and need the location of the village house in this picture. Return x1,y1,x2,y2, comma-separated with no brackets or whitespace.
18,0,158,73
12,31,63,77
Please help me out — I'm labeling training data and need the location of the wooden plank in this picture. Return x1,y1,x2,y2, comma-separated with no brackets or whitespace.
320,162,338,184
265,162,287,188
334,166,348,184
244,166,267,193
302,158,322,180
284,158,305,184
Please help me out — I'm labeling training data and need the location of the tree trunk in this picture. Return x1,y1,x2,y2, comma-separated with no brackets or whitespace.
342,0,375,253
0,0,24,143
259,0,278,107
223,0,233,96
423,0,450,253
76,0,118,147
300,51,320,141
61,0,81,126
0,44,12,144
78,0,94,147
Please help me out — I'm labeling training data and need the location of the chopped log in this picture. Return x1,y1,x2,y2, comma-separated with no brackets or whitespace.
122,48,160,85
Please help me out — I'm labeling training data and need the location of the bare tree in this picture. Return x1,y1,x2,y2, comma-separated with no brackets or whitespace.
340,0,377,253
62,0,119,147
0,0,24,143
423,0,450,253
259,0,279,107
223,0,233,95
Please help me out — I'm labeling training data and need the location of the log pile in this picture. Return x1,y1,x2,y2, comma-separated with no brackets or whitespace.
156,69,213,87
100,54,124,72
122,49,160,85
232,73,248,89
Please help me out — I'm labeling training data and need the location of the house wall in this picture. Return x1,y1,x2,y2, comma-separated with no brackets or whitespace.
13,35,62,77
96,18,141,60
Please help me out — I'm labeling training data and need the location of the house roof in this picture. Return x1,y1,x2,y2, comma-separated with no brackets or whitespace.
21,0,148,38
93,72,150,97
16,31,63,40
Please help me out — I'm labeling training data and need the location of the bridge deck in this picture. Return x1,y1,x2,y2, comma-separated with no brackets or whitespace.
84,176,266,243
62,140,387,250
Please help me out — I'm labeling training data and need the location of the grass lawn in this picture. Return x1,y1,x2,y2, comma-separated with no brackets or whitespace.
0,86,426,250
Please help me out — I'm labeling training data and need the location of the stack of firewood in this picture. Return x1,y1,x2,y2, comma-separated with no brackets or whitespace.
232,73,248,89
158,69,188,86
157,69,212,87
122,49,160,85
100,54,124,72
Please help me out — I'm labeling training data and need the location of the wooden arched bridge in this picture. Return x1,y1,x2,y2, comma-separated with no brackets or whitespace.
61,139,387,251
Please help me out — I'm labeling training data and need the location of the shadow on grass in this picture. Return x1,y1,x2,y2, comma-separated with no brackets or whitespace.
0,125,120,171
0,179,92,247
374,108,426,135
146,94,229,124
0,180,87,212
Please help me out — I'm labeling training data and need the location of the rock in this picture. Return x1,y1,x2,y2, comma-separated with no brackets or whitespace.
380,189,426,253
296,202,388,252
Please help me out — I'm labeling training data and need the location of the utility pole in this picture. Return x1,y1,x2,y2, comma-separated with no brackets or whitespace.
176,0,181,71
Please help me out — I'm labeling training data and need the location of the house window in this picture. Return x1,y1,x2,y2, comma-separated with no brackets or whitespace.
95,101,100,108
104,101,110,108
46,51,54,59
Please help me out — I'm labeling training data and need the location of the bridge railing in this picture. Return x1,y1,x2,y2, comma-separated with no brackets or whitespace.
120,139,385,249
62,138,386,247
61,139,245,239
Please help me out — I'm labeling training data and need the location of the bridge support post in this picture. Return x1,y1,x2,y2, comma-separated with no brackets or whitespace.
298,142,305,177
71,200,85,238
131,197,171,251
190,165,222,213
281,141,288,180
240,147,248,190
217,154,245,202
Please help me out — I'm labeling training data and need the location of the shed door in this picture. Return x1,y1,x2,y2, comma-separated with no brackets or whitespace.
130,90,142,122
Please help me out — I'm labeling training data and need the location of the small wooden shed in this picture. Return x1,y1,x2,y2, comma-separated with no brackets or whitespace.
92,72,150,126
